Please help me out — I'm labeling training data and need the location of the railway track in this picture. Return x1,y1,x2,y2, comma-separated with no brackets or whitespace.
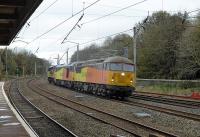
35,79,200,122
121,100,200,122
134,91,200,100
28,79,178,137
131,93,200,109
97,91,200,122
37,78,200,122
8,80,78,137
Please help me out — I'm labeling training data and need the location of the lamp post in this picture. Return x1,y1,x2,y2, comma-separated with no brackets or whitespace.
23,65,25,77
132,16,149,80
33,47,39,76
57,54,60,65
34,61,37,76
77,44,79,62
133,27,137,78
66,48,69,64
5,46,8,80
63,41,79,62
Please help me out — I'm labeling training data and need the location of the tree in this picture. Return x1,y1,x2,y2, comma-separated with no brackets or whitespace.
70,34,133,63
0,48,49,79
137,11,185,79
177,14,200,79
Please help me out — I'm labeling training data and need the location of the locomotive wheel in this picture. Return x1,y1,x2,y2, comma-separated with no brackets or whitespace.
106,90,111,98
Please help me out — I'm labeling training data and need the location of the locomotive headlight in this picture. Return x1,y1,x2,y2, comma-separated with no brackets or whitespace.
111,79,114,82
130,80,133,83
121,72,125,76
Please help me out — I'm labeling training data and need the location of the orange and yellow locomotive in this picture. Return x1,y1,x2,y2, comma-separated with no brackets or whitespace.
48,56,135,98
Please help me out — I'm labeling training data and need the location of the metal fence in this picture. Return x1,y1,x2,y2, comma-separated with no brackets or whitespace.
137,78,200,88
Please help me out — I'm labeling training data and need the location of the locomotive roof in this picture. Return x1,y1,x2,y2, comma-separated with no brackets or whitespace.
70,58,105,66
70,56,133,66
104,56,133,64
48,66,55,68
55,64,67,68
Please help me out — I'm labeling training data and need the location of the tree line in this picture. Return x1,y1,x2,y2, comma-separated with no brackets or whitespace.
0,48,48,80
70,11,200,80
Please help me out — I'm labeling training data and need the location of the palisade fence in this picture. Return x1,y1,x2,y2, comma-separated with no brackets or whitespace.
136,79,200,88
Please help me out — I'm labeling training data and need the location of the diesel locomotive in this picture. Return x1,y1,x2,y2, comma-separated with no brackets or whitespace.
47,56,135,98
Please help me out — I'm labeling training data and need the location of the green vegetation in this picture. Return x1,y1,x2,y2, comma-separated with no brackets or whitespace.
0,48,49,80
70,11,200,80
70,34,133,62
137,84,200,96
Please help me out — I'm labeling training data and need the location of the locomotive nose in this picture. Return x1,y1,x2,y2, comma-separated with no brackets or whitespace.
111,72,132,86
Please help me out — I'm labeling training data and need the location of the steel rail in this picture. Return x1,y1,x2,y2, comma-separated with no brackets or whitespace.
134,91,200,101
122,100,200,122
131,93,200,108
39,80,200,122
8,79,78,137
28,79,178,137
7,80,39,137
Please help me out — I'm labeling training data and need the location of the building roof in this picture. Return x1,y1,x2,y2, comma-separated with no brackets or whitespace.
0,0,43,45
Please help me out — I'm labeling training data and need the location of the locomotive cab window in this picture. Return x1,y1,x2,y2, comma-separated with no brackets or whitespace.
75,66,82,73
104,63,110,70
123,64,134,72
110,63,123,71
109,63,134,72
69,66,74,71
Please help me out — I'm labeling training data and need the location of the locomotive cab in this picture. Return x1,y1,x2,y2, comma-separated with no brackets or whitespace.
108,63,135,86
47,66,55,83
103,56,136,97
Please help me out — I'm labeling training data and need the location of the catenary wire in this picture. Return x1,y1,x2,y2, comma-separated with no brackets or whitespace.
79,28,133,46
27,0,101,45
188,8,200,14
28,0,60,24
81,0,148,26
61,13,84,44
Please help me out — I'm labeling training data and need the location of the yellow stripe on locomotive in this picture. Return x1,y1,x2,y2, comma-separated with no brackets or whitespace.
48,56,135,97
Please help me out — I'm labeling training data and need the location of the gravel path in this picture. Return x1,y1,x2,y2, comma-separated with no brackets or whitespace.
35,78,200,137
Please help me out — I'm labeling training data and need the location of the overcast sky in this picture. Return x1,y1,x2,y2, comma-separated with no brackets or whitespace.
9,0,200,65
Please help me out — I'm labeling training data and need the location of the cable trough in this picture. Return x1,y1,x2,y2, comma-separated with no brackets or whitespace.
8,80,78,137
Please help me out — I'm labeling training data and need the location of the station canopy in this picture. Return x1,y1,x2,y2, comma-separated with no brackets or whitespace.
0,0,43,46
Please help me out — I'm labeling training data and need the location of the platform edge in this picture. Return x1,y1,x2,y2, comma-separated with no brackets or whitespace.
1,82,37,137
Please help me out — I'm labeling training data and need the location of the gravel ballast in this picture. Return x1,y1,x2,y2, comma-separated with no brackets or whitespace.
6,78,200,137
19,79,135,137
35,78,200,137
